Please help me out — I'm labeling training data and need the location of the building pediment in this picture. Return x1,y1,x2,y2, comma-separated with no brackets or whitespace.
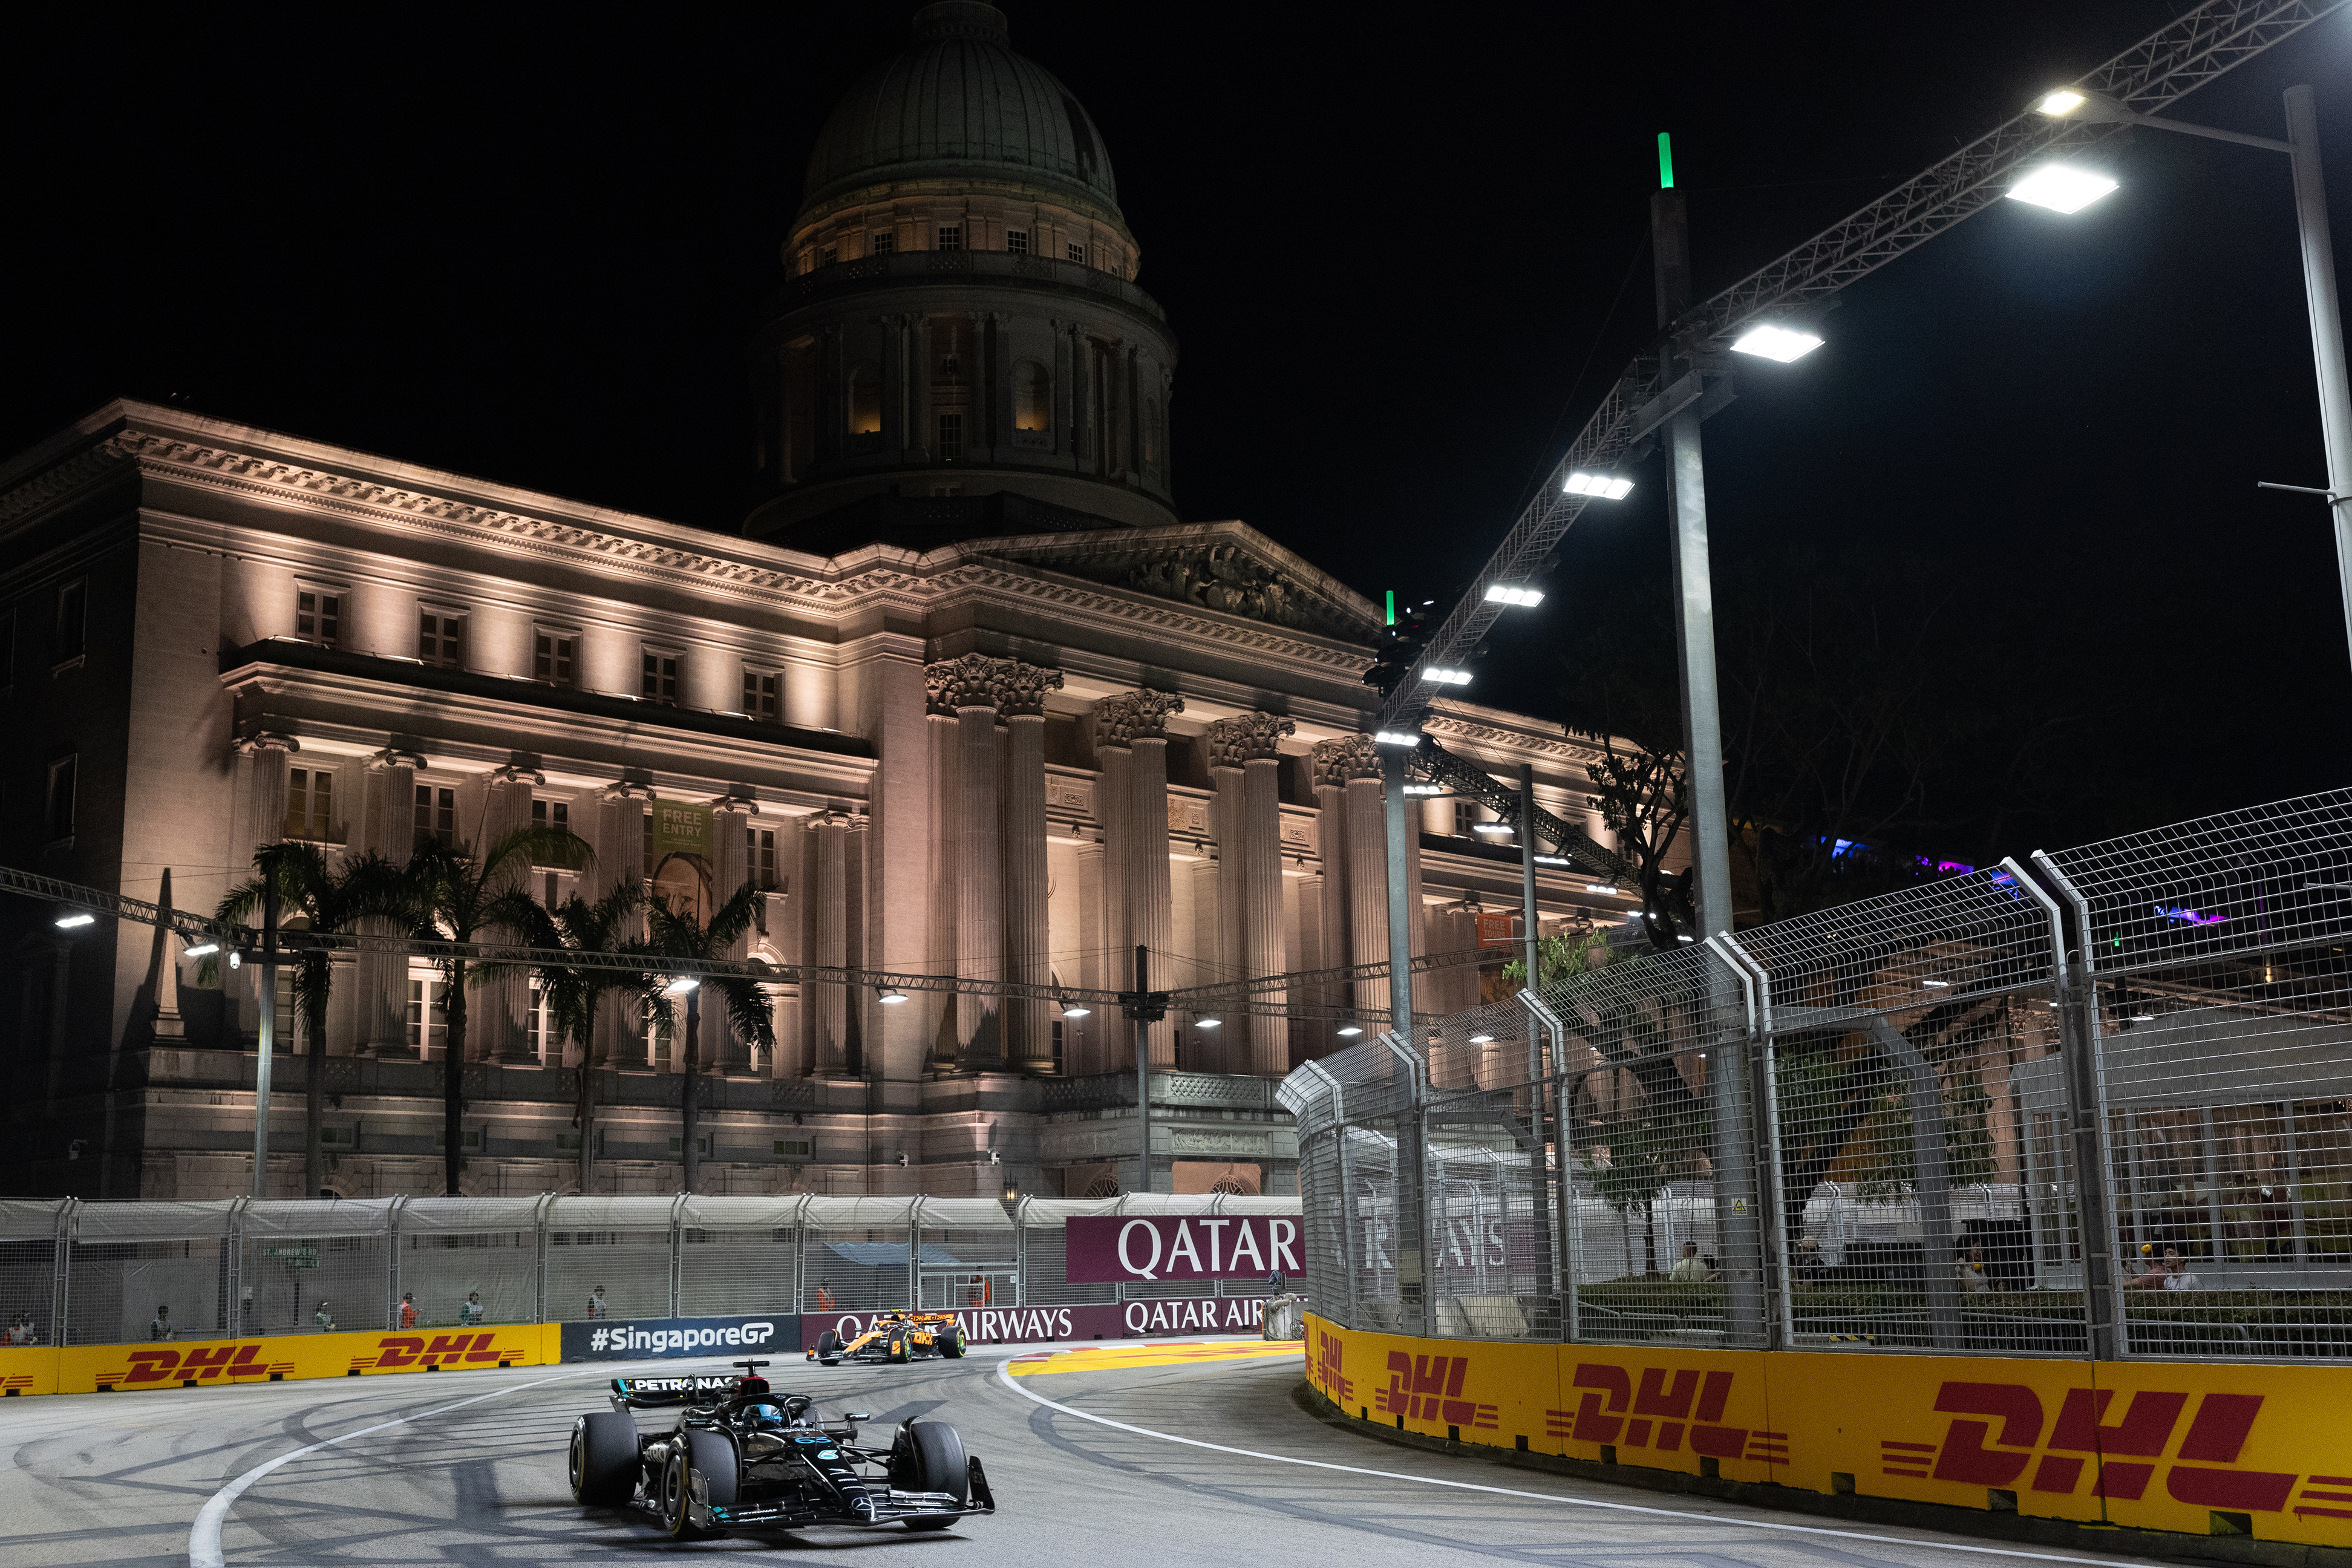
975,520,1380,643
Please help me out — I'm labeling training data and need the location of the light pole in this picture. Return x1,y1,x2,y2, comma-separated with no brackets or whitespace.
2031,85,2352,667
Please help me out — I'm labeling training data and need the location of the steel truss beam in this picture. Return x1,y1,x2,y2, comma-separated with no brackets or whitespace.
1378,0,2342,735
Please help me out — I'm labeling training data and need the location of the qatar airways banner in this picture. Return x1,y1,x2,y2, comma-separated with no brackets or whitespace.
800,1298,1266,1350
1065,1215,1303,1284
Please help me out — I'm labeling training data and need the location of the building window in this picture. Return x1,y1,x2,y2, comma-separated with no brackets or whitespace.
936,224,961,252
414,785,456,850
531,798,569,833
407,975,447,1056
1067,242,1086,264
285,767,333,841
1006,229,1029,255
45,756,76,841
642,808,654,871
820,245,837,267
1454,801,1477,838
295,588,341,647
931,318,965,384
533,629,576,686
641,649,680,705
871,230,893,256
774,1138,812,1159
1013,359,1051,433
417,609,466,669
1143,396,1161,467
749,827,778,890
1051,1018,1064,1073
937,411,964,462
435,1128,482,1151
668,1134,713,1156
54,578,87,664
526,983,551,1060
743,667,781,723
846,362,881,436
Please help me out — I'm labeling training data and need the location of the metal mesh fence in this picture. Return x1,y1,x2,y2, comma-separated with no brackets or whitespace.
1288,791,2352,1365
1,1192,1303,1345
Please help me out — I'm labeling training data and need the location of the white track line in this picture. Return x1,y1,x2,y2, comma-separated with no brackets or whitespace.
188,1370,589,1568
994,1359,2135,1566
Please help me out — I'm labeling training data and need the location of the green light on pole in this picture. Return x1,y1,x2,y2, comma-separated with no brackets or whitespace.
1385,589,1396,627
1658,131,1674,189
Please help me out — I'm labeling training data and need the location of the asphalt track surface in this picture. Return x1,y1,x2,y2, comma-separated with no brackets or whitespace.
0,1339,2175,1568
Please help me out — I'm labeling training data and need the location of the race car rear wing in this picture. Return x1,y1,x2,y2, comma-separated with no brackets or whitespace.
611,1373,740,1408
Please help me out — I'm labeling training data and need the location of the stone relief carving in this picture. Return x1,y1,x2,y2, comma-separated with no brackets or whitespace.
1203,711,1295,768
1119,545,1353,637
923,653,1061,715
995,661,1065,719
1310,734,1382,786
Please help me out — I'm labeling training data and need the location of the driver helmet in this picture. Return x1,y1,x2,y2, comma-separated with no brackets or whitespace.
743,1402,789,1429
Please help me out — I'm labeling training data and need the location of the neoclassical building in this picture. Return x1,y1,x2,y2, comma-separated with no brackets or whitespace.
0,4,1639,1202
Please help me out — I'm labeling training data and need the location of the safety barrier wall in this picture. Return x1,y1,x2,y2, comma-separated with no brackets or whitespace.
0,1192,1298,1348
1282,789,2352,1367
0,1321,557,1397
1305,1312,2352,1549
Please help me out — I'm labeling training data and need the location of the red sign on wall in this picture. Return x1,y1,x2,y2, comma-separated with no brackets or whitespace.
1476,913,1517,949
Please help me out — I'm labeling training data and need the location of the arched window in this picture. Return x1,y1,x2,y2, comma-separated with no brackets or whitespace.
1013,359,1051,433
1142,396,1161,468
846,362,881,436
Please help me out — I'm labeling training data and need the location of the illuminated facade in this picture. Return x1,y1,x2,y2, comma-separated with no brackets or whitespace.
0,4,1631,1201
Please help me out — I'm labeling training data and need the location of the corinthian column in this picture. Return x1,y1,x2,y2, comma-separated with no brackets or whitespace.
1330,736,1389,1016
709,791,756,1073
998,661,1064,1073
930,654,1008,1068
1099,690,1183,1064
1093,708,1133,985
1209,713,1296,1077
808,809,849,1074
357,745,423,1057
483,762,542,1064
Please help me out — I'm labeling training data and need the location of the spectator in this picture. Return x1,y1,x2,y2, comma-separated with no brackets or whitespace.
1955,1246,1990,1295
1268,1269,1287,1297
399,1292,419,1330
460,1292,485,1327
151,1304,172,1341
586,1285,607,1319
1700,1255,1720,1281
815,1282,835,1312
2160,1247,2203,1290
1668,1241,1708,1282
2124,1244,2168,1290
1793,1236,1826,1284
314,1301,336,1333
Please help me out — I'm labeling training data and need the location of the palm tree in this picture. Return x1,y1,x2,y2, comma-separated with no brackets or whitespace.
207,843,408,1197
485,883,644,1194
632,882,776,1193
400,824,591,1195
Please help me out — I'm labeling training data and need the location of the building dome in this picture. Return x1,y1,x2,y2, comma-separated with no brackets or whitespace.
802,2,1120,214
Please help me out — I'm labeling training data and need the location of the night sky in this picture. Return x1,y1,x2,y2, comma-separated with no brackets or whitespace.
9,3,2350,855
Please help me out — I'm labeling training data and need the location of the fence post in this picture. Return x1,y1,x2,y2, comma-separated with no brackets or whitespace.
223,1195,246,1339
907,1197,923,1312
385,1194,408,1332
1291,1060,1354,1331
1375,1032,1431,1338
52,1198,75,1348
787,1193,808,1316
2025,853,2124,1362
1518,988,1573,1342
531,1192,555,1325
1714,935,1788,1351
667,1193,687,1319
1013,1197,1029,1308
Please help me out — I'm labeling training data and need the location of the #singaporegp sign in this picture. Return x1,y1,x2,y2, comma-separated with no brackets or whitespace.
1065,1215,1304,1284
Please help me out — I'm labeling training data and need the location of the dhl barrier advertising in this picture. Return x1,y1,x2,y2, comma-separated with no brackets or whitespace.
0,1345,60,1396
1304,1314,2352,1548
47,1324,556,1394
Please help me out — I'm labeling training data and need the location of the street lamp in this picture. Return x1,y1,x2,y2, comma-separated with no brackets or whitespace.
2005,163,2118,214
54,913,95,929
2034,82,2352,664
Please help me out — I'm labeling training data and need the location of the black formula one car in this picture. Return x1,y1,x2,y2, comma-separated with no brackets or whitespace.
808,1310,968,1366
568,1361,996,1537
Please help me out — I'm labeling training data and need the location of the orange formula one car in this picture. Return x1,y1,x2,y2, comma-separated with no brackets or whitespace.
808,1311,969,1367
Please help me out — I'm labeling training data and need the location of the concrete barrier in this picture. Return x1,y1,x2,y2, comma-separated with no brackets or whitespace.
1304,1313,2352,1550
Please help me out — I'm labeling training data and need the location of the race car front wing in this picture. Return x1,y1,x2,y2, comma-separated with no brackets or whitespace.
699,1457,996,1530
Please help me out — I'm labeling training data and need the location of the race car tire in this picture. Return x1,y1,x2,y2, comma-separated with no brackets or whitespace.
938,1325,966,1359
684,1430,739,1509
887,1329,908,1364
569,1412,641,1506
894,1419,970,1509
817,1329,840,1359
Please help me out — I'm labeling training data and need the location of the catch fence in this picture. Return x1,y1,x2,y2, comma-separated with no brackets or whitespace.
1280,788,2352,1363
0,1192,1295,1346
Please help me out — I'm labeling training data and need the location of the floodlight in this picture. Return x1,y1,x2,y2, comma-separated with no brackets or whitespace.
667,976,700,995
1195,1017,1221,1030
1402,783,1447,796
1373,730,1421,747
183,942,220,958
1564,472,1635,500
1730,324,1824,362
2128,1013,2156,1024
54,913,96,929
877,987,909,1005
1921,978,1952,988
1468,1033,1495,1045
1484,584,1544,607
1060,1004,1091,1019
1336,1025,1364,1037
1584,883,1615,894
1421,667,1472,685
2037,90,2086,117
1532,854,1572,866
1472,822,1511,835
2005,163,2116,214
